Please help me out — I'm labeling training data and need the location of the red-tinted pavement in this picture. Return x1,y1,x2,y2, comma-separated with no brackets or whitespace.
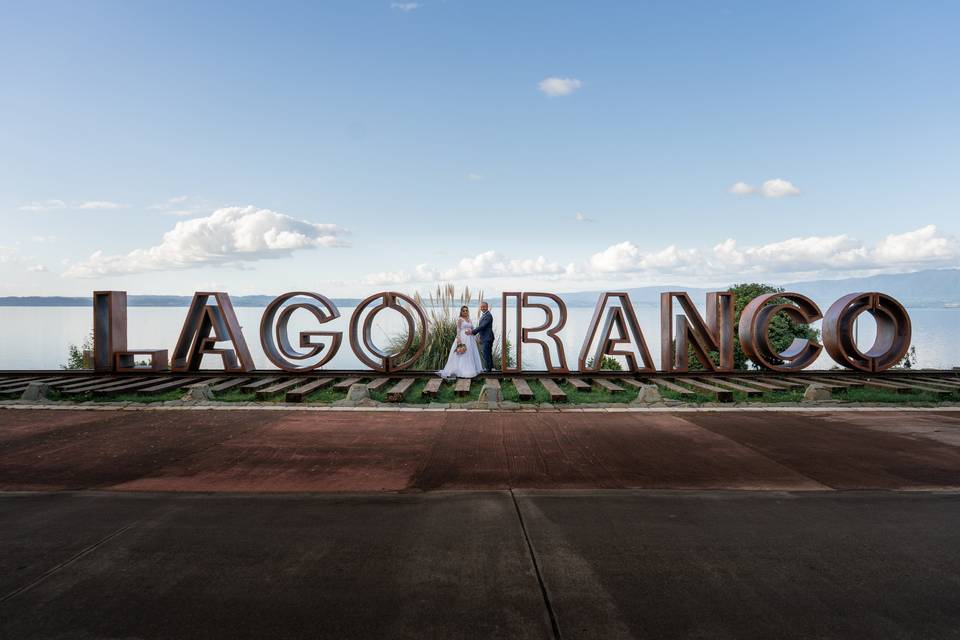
3,408,960,492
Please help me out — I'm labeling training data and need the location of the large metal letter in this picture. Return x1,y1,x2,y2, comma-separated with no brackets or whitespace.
171,292,254,372
93,291,127,372
501,292,569,373
578,292,655,372
738,293,822,371
822,292,911,372
660,292,735,372
93,291,169,372
259,292,342,372
348,291,427,372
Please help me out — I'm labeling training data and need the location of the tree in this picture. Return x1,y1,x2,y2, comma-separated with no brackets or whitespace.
62,331,93,370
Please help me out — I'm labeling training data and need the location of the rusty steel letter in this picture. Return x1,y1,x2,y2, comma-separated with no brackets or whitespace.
660,291,735,372
259,292,342,372
348,291,427,372
578,292,655,372
822,292,911,372
501,292,569,373
93,291,169,372
93,291,128,372
171,292,254,372
738,293,822,371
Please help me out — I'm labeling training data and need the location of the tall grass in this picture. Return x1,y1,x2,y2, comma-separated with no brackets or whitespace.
388,284,512,371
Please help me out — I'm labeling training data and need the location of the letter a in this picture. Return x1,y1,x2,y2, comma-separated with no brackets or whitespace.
171,292,254,372
578,292,655,372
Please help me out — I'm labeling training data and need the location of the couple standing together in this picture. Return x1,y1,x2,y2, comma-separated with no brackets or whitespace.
437,301,494,379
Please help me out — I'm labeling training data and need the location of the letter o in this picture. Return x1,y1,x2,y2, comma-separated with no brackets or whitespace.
738,293,822,371
349,292,428,372
259,292,342,371
822,292,911,372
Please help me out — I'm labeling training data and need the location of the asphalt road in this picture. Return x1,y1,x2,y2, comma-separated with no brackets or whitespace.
2,490,960,640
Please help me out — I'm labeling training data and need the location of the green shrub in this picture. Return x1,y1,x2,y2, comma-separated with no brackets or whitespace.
62,331,93,370
585,355,623,370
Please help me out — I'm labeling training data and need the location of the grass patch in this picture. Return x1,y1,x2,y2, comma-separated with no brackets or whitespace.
63,390,185,403
500,379,551,403
302,386,348,403
754,389,805,403
836,387,960,404
214,389,257,403
658,388,715,403
556,381,638,404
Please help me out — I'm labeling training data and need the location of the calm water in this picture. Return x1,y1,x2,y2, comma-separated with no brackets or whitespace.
0,305,957,370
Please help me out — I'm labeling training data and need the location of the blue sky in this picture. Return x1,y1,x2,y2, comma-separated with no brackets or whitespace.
1,1,958,296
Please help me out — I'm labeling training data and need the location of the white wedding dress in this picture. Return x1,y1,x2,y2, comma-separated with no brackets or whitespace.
438,318,484,379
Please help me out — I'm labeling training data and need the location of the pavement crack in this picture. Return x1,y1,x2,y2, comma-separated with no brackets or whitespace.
510,488,562,640
1,520,139,604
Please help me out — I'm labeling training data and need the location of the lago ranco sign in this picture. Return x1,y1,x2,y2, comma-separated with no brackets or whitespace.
91,289,912,375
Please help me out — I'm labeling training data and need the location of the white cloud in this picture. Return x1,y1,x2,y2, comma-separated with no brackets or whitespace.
364,270,414,286
728,179,801,198
64,205,348,278
575,212,594,223
872,224,957,263
466,173,484,181
367,225,959,286
390,2,421,11
77,200,126,210
148,195,209,217
26,265,48,272
19,199,66,212
538,77,582,97
31,235,57,243
758,178,800,198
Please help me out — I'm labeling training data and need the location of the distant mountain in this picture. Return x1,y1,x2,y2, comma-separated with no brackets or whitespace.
783,269,960,309
556,269,960,308
1,269,958,308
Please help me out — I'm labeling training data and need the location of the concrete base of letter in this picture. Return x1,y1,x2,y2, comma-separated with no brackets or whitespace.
628,383,663,407
184,384,215,402
803,384,832,402
474,381,501,409
347,384,370,402
20,382,53,402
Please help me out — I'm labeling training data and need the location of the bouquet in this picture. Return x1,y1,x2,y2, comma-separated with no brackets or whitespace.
455,342,467,355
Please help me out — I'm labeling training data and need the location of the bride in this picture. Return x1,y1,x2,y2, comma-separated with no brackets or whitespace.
438,305,484,379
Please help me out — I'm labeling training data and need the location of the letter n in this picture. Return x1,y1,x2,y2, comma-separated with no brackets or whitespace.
171,292,254,372
660,291,735,372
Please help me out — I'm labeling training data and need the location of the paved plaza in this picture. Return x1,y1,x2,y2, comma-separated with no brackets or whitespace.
2,408,960,639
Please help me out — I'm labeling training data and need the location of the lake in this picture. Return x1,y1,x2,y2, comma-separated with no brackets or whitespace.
0,305,957,371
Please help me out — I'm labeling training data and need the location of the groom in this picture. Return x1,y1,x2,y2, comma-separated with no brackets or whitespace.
472,301,495,372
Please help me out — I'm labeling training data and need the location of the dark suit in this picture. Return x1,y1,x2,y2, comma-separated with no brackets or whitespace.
473,310,494,371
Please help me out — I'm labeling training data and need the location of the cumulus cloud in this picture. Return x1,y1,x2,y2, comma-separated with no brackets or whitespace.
365,225,959,286
64,206,348,278
390,2,421,11
19,199,67,212
759,178,800,198
585,226,956,277
728,179,801,198
575,211,594,223
538,77,582,97
365,251,575,285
